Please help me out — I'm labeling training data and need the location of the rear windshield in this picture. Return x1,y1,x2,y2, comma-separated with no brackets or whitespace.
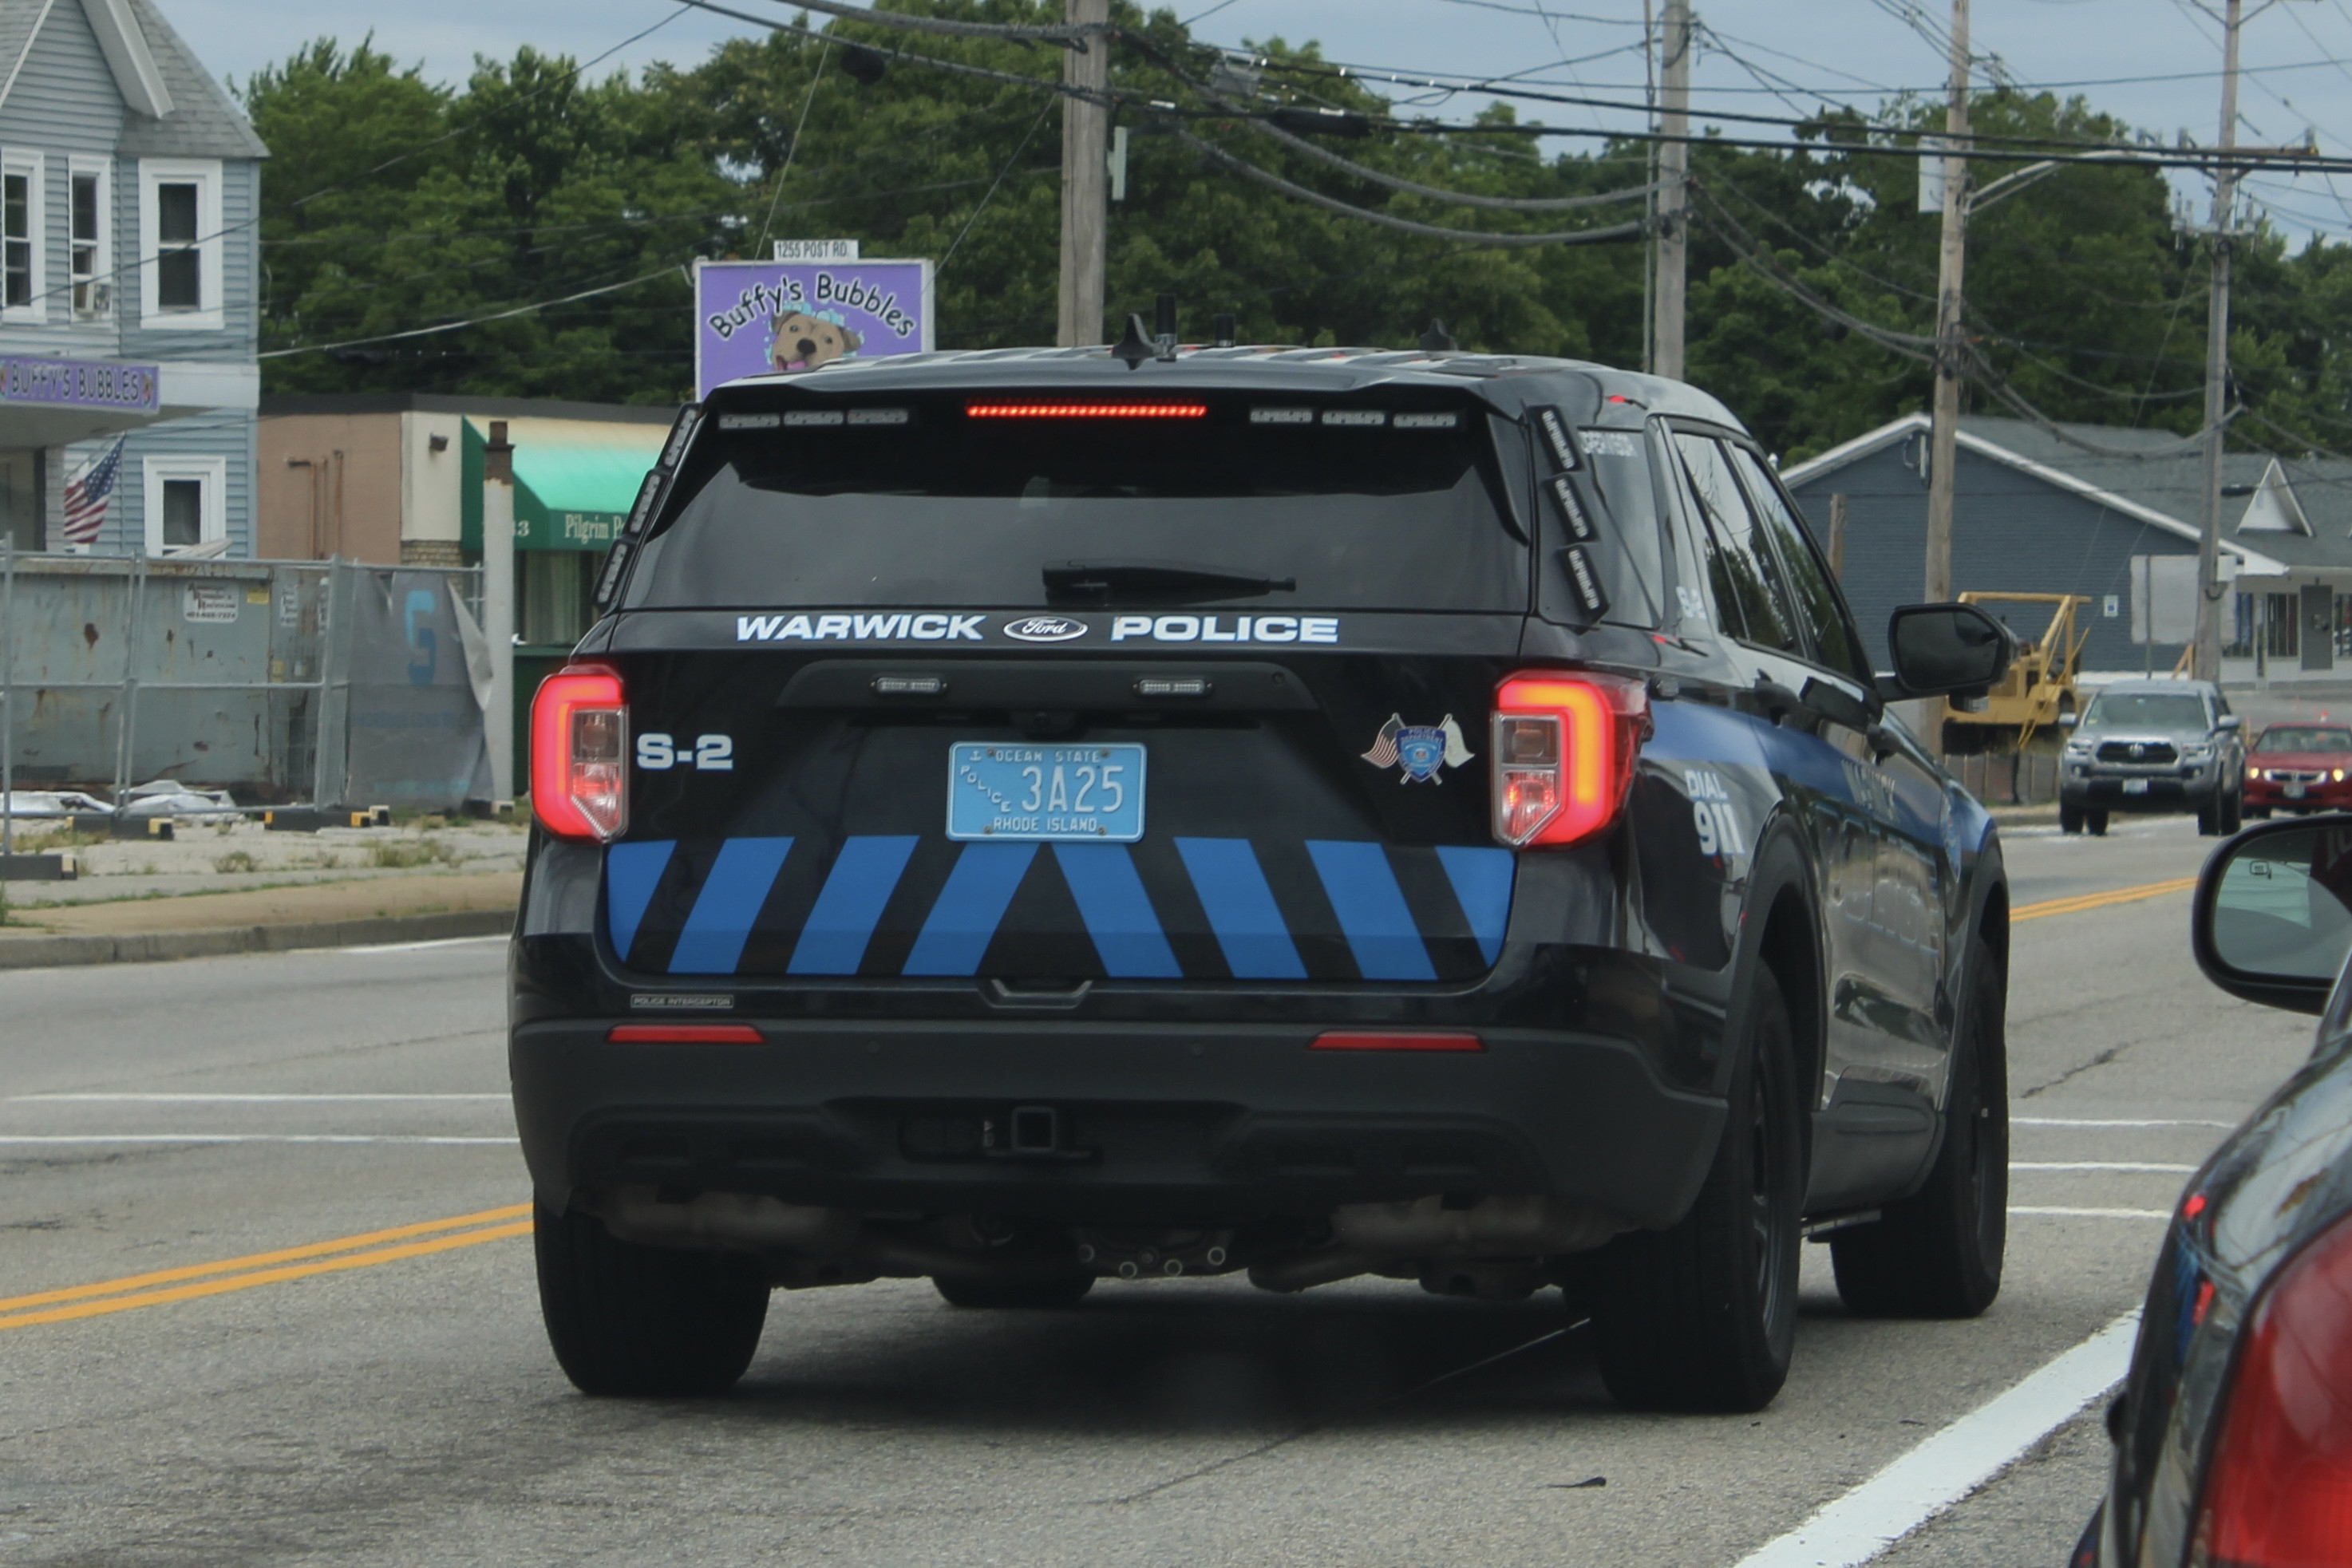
626,393,1530,613
2259,727,2352,752
2085,692,2208,729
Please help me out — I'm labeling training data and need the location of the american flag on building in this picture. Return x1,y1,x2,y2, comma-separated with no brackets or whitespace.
62,438,126,547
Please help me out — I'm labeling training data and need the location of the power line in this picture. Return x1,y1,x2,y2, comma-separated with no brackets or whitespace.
258,266,683,360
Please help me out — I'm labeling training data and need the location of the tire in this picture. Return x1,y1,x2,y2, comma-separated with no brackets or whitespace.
1830,934,2008,1317
2086,809,2109,836
2058,803,2083,835
1590,966,1804,1413
2249,806,2272,820
934,1273,1095,1309
2197,802,2219,836
534,1205,770,1396
2219,791,2243,835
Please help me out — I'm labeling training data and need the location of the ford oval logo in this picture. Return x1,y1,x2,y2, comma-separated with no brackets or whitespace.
1002,616,1089,643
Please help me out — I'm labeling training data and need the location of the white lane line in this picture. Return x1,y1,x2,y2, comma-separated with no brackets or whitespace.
2012,1162,2197,1174
2011,1206,2172,1219
9,1093,508,1103
1732,1311,2141,1568
336,935,508,955
0,1134,517,1146
2014,1117,2235,1129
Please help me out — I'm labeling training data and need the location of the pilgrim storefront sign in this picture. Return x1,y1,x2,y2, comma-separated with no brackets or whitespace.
0,356,159,414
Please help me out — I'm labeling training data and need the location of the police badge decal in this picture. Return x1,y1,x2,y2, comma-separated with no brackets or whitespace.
1362,715,1473,784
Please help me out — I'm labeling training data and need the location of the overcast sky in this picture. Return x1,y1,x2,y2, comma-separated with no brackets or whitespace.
162,0,2352,242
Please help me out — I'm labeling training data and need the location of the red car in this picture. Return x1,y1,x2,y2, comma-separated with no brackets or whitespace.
2243,723,2352,816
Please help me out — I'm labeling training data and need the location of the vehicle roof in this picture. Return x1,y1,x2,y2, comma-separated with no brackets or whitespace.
706,343,1749,431
2093,679,2219,695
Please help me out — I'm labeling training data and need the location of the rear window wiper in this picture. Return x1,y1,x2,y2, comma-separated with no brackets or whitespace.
1043,561,1298,604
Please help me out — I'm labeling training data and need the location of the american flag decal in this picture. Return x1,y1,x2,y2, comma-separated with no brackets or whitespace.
62,438,125,547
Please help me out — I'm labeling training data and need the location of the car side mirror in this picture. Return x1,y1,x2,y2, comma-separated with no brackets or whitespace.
2220,714,2244,731
1880,602,2017,700
2058,712,2080,730
2192,816,2352,1015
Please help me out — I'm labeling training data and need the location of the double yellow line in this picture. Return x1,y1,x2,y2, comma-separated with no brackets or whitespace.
0,1203,531,1333
2014,875,2199,924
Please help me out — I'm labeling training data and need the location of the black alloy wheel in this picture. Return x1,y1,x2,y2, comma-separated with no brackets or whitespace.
1830,934,2009,1317
534,1205,771,1396
1590,966,1803,1413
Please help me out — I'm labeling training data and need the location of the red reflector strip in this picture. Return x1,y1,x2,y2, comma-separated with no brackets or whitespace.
964,403,1208,419
1310,1031,1484,1053
607,1024,764,1045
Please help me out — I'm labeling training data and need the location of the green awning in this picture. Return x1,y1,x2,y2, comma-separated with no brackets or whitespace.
461,416,670,551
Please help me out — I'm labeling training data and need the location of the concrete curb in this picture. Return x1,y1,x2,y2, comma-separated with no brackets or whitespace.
0,906,515,971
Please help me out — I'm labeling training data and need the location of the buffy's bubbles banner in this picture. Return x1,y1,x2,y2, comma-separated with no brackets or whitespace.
694,257,935,397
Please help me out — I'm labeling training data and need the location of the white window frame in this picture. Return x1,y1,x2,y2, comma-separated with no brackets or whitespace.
142,454,227,555
67,155,111,321
1,148,46,324
138,157,221,330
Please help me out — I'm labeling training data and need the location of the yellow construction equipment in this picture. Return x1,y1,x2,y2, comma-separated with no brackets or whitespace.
1937,592,2091,752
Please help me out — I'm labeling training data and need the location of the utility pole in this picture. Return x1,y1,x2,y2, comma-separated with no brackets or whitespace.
1923,0,1971,606
1651,0,1690,381
1057,0,1110,348
483,421,516,804
2194,0,2246,683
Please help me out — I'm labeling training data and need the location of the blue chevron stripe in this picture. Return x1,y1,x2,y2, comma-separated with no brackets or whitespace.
1305,840,1437,981
1175,837,1308,980
1435,846,1515,966
669,837,793,974
1053,843,1183,978
603,839,675,965
903,843,1036,976
788,835,919,975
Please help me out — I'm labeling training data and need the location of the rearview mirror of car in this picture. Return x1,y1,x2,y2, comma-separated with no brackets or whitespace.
2058,711,2079,729
1880,602,2017,699
2220,714,2244,731
2192,817,2352,1015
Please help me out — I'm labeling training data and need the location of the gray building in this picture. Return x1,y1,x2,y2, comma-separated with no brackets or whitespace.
1783,413,2352,681
0,0,263,557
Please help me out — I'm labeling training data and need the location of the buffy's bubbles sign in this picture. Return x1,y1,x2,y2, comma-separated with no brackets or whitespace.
694,254,934,398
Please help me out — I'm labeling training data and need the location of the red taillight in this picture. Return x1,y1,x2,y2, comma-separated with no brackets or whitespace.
530,666,628,843
1490,671,1646,847
964,403,1207,419
606,1023,763,1044
2194,1210,2352,1566
1310,1031,1484,1053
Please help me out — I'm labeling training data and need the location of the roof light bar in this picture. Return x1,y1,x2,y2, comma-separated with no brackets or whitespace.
965,402,1208,419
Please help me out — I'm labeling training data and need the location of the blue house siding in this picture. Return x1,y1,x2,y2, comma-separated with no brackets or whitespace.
60,412,254,555
1787,442,2195,675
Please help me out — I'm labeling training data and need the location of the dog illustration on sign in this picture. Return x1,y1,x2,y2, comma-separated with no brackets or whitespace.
769,309,863,372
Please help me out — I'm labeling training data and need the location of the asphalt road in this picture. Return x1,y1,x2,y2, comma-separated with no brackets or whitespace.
0,812,2322,1567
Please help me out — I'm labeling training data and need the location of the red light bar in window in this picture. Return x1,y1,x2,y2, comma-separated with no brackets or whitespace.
1310,1031,1484,1053
607,1024,764,1045
965,403,1208,419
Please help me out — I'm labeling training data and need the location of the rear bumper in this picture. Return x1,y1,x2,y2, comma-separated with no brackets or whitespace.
2062,773,2221,811
510,1017,1725,1232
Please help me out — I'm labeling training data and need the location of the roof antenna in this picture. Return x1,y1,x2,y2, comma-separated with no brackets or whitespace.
1419,318,1458,353
1153,293,1180,361
1112,312,1155,369
1211,312,1237,349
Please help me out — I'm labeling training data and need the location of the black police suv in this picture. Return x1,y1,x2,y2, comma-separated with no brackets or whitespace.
511,342,2018,1413
2072,816,2352,1566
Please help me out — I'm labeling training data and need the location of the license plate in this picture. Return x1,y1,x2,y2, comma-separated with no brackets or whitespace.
2123,779,2150,796
947,742,1146,842
2287,783,2308,800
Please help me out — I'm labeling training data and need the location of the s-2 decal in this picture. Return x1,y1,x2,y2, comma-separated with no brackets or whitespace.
638,733,734,771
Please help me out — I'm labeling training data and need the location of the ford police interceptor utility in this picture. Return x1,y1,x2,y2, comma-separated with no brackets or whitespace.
512,338,2017,1413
